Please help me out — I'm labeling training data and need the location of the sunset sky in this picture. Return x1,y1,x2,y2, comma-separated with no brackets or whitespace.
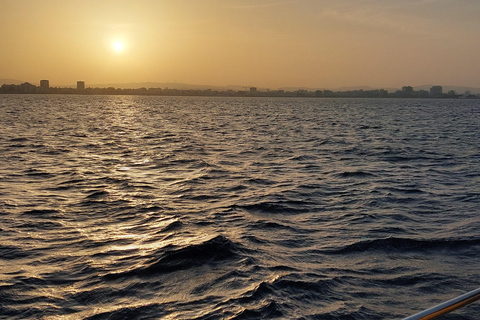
1,0,479,89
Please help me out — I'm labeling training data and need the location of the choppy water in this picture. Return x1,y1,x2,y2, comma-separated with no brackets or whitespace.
0,95,479,319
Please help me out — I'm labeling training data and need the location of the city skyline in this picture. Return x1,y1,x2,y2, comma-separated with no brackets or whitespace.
1,1,480,89
3,78,480,99
3,77,480,95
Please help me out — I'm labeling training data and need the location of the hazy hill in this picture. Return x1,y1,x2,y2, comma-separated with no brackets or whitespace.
280,85,480,94
87,82,247,91
278,85,395,92
0,78,25,85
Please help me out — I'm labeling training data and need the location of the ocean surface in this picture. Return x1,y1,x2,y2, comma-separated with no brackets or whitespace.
0,95,479,320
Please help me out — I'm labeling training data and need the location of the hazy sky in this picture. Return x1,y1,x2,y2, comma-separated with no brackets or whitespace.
1,0,479,89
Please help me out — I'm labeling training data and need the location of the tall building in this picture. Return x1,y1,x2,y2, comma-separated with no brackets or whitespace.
40,80,49,93
430,86,443,97
77,81,85,92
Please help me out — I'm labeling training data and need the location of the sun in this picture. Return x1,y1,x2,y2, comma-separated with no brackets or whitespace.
113,41,125,52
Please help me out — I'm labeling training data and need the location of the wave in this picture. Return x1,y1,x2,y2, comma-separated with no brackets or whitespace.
104,235,243,279
20,209,61,217
84,303,165,320
236,200,314,214
0,244,37,260
225,275,341,319
327,237,480,255
336,170,376,178
231,300,284,319
85,190,110,199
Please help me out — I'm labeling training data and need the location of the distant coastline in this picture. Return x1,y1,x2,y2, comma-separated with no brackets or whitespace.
1,81,479,99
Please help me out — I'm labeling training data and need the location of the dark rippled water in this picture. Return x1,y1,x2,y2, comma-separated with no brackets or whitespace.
0,95,479,319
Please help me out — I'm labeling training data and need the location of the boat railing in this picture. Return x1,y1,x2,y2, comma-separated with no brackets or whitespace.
403,287,480,320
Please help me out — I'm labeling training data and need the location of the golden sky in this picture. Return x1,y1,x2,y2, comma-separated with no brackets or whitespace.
1,0,480,89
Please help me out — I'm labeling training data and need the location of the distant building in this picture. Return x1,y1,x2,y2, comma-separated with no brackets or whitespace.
77,81,85,92
1,84,18,93
402,86,413,93
418,90,429,98
249,87,257,93
430,86,443,97
20,82,36,94
40,80,49,93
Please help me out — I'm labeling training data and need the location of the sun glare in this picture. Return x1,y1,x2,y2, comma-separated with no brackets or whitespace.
113,41,125,52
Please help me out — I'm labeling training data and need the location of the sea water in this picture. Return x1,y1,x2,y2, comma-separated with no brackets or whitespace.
0,95,479,319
